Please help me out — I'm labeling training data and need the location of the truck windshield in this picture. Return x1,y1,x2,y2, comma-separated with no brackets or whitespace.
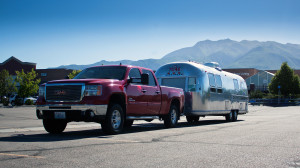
74,66,127,80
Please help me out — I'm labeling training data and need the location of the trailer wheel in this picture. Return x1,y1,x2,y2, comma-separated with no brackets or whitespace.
186,116,200,123
164,105,179,128
101,104,124,134
43,119,67,134
225,111,233,122
232,111,238,122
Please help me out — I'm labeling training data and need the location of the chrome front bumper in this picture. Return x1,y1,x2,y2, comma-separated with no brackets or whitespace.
36,104,108,116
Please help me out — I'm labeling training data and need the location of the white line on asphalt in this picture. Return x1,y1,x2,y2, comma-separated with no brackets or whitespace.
0,152,45,159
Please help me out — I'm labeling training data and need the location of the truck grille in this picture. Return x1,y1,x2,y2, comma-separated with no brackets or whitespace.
46,84,83,102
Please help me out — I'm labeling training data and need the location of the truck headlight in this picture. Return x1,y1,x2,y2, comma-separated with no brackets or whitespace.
85,85,102,96
39,86,45,98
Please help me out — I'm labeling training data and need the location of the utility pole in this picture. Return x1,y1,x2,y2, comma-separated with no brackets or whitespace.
278,85,281,105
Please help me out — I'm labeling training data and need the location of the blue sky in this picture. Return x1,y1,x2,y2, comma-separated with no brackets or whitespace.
1,0,299,68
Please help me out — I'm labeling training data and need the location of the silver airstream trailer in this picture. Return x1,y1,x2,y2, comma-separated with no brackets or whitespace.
155,61,248,122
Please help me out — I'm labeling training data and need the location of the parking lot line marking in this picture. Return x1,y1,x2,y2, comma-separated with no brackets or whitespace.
0,153,45,159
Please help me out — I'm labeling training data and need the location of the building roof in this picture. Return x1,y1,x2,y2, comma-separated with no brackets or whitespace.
0,56,36,66
0,56,37,75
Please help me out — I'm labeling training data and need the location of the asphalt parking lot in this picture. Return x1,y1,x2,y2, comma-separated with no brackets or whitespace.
0,105,300,168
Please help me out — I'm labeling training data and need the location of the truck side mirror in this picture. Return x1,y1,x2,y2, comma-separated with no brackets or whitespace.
127,78,132,84
141,73,149,85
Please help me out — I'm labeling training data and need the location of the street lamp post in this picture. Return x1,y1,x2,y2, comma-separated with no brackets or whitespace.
278,85,281,105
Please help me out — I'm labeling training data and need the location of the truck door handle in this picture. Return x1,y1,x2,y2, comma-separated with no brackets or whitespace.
142,89,147,93
155,90,160,94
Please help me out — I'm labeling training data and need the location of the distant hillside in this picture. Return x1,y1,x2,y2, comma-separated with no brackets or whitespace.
54,39,300,70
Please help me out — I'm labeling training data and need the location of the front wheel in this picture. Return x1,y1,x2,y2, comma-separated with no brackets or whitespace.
101,104,124,134
43,119,67,134
164,105,179,128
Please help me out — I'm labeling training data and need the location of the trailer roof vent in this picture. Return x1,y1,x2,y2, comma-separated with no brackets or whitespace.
204,62,220,68
204,62,222,71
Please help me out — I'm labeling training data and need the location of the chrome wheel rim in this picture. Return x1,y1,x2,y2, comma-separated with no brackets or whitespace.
111,110,121,129
171,109,177,124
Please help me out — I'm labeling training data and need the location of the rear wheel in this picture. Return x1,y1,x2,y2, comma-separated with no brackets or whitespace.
164,105,179,128
225,111,233,122
101,104,124,134
43,119,67,134
232,111,238,122
186,116,200,123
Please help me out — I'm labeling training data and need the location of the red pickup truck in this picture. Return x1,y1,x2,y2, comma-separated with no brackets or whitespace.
36,65,184,134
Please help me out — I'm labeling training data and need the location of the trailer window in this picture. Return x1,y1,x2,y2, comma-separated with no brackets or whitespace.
240,81,247,90
208,73,216,87
240,81,247,95
214,75,222,93
162,78,186,90
233,79,239,90
215,75,222,88
188,77,196,91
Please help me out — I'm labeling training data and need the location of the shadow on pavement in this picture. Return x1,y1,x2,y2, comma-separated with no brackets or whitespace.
0,119,243,142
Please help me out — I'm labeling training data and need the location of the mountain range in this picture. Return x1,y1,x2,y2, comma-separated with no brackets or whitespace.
55,39,300,70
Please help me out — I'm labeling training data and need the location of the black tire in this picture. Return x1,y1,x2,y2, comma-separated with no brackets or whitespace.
164,104,179,128
101,104,124,134
232,111,238,122
225,111,233,122
124,120,134,128
11,101,15,106
186,116,200,123
43,119,67,134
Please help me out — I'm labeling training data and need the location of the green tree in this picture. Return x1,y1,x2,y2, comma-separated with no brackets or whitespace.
292,75,300,95
68,70,82,79
15,69,41,98
269,62,300,97
0,69,17,97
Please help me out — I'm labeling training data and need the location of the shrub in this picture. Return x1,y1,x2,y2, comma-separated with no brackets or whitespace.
263,93,278,99
25,99,34,105
250,90,264,99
